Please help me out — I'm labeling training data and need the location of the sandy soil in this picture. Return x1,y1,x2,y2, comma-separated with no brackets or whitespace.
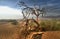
42,31,60,39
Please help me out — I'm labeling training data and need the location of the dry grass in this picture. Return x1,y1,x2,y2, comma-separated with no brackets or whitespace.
0,22,19,39
0,21,26,39
42,31,60,39
0,20,60,39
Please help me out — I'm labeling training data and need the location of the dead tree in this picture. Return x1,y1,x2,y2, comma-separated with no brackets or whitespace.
18,1,46,39
33,5,46,21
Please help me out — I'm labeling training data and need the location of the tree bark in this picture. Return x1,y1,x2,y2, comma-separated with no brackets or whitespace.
37,16,39,22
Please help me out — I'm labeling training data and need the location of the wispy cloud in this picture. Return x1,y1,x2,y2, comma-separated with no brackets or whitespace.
0,0,19,8
0,0,60,19
0,6,22,19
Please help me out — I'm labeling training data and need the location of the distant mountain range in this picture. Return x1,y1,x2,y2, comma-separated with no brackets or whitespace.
43,15,60,18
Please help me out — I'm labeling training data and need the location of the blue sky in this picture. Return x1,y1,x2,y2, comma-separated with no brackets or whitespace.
0,0,60,19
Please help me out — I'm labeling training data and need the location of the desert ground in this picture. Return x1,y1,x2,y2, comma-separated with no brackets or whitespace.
0,19,60,39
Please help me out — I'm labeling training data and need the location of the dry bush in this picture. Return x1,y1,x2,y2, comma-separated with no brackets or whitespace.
40,19,60,31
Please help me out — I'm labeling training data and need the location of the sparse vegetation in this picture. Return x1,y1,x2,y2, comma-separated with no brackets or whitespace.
11,20,18,25
0,19,60,39
40,19,60,31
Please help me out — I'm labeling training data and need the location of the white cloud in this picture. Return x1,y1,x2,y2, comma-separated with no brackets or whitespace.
0,6,23,19
0,6,22,15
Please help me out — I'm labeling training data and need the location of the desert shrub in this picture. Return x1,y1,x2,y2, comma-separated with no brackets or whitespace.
11,20,18,25
40,19,60,31
40,21,46,31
